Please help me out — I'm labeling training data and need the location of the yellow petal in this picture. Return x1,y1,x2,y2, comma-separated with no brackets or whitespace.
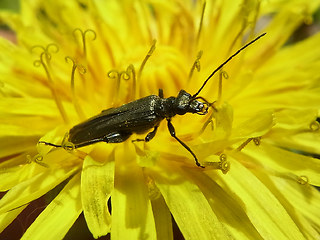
184,168,263,240
20,173,82,240
194,109,274,160
111,145,157,240
0,163,35,191
213,102,233,140
276,131,320,156
256,172,320,240
0,166,78,213
150,194,173,240
232,110,275,139
0,98,61,117
274,176,320,233
0,205,27,233
271,109,318,133
0,136,38,159
248,0,320,63
0,123,47,137
242,143,320,186
0,153,28,168
236,33,320,114
81,154,114,238
152,163,232,240
257,31,320,85
214,159,305,240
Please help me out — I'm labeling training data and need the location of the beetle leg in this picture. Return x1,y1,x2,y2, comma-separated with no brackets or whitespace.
145,125,159,142
158,89,164,98
166,118,204,168
132,125,159,142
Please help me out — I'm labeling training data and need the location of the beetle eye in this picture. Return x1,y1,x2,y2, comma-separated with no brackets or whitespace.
189,100,206,115
195,102,208,115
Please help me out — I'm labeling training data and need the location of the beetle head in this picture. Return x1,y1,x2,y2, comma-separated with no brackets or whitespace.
175,90,208,115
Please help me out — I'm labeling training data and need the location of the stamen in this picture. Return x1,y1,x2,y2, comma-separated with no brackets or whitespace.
26,154,49,168
297,175,309,185
138,40,156,89
236,138,253,151
219,153,230,174
120,65,134,81
188,50,203,82
120,65,136,101
217,70,228,103
108,70,121,103
107,41,155,102
203,153,230,174
196,1,206,44
228,28,246,56
228,1,261,54
226,3,249,55
200,101,218,134
219,153,227,161
136,40,156,99
63,141,75,152
65,56,87,120
309,120,320,132
237,137,261,151
26,154,32,164
253,137,261,146
33,46,69,124
248,1,261,39
124,65,136,101
107,70,120,80
108,41,157,101
31,43,59,68
199,113,212,134
108,65,137,102
73,28,97,58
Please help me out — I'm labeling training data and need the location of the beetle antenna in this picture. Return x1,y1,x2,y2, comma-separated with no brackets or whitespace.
192,32,266,98
38,141,63,148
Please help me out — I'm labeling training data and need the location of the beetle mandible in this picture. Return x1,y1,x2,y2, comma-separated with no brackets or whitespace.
39,33,266,168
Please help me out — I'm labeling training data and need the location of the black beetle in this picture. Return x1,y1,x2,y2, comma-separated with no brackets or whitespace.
39,33,266,168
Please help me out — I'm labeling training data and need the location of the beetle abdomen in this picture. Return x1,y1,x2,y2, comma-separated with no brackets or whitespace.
68,95,163,145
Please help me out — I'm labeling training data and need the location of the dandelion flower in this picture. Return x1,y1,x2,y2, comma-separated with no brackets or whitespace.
1,0,320,239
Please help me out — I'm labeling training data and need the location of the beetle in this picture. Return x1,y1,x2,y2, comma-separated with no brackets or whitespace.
39,33,266,168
